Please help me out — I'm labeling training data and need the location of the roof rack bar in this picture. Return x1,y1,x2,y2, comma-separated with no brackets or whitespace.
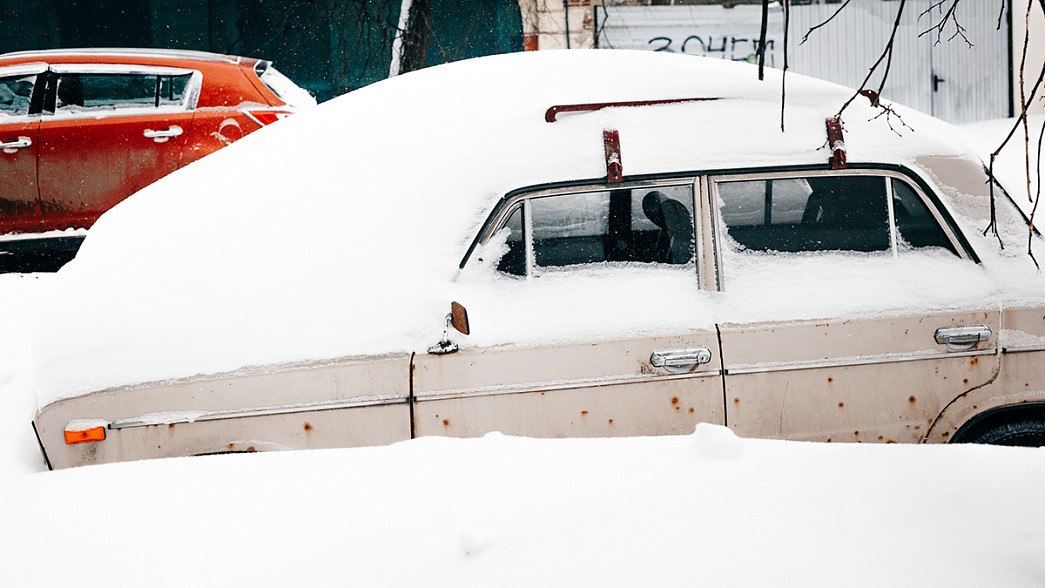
545,97,720,123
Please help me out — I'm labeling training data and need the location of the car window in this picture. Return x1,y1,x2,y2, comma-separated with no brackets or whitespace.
891,178,959,254
717,175,891,253
0,75,35,117
54,72,194,115
715,174,957,256
496,184,696,276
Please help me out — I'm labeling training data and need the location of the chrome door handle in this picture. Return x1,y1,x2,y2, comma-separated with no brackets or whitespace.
143,125,183,142
651,347,712,369
934,325,992,350
0,136,31,150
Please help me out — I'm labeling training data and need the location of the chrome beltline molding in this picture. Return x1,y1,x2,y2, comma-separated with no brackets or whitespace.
725,347,998,376
1002,344,1045,354
111,394,407,429
414,369,723,402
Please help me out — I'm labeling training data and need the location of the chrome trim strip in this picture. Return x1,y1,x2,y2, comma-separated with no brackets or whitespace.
110,394,407,429
1,48,242,64
0,62,47,77
415,369,723,402
725,347,997,375
1002,345,1045,354
48,63,196,76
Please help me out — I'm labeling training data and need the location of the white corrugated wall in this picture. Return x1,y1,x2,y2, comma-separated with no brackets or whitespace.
598,1,1011,124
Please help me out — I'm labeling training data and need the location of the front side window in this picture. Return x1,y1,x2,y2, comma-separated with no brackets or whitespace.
495,184,696,276
715,174,957,256
0,75,35,117
54,72,194,114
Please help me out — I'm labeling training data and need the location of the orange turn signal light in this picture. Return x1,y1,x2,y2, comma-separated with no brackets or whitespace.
65,426,106,445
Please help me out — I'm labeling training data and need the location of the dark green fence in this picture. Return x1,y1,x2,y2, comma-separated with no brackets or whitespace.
0,0,522,102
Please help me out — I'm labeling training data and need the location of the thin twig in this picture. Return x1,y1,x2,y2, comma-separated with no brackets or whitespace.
835,0,907,133
781,0,790,132
800,0,852,45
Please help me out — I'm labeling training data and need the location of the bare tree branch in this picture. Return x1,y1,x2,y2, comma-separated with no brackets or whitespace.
800,0,852,45
919,1,972,47
835,0,908,134
781,0,790,133
757,0,769,81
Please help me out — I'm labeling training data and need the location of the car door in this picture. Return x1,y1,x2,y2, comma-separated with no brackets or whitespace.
0,64,44,234
413,179,726,439
36,64,198,230
709,169,999,443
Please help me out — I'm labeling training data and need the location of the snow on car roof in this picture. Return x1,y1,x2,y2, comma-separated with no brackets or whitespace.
27,50,1033,405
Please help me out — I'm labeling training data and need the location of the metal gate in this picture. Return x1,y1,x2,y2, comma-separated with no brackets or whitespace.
597,1,1011,124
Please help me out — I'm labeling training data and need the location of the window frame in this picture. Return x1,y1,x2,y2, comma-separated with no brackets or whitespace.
707,167,975,291
464,176,705,284
43,63,203,117
461,165,977,292
0,62,47,119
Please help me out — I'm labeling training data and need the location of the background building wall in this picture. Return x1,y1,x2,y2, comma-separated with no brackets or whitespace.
1013,0,1045,116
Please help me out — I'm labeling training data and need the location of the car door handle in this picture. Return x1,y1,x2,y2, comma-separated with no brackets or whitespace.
650,347,712,369
0,136,31,150
143,126,183,142
934,325,992,350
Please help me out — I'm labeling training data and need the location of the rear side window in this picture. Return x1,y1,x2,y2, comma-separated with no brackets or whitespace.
54,72,194,114
715,174,957,256
0,75,35,117
255,62,316,109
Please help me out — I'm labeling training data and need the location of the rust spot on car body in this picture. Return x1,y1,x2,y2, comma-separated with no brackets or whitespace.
827,377,833,384
304,422,313,432
608,419,614,425
442,419,450,427
908,396,917,404
733,398,740,404
838,402,844,408
969,357,979,366
688,408,694,413
168,424,175,429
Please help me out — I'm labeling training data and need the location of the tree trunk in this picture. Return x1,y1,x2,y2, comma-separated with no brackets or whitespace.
399,0,433,74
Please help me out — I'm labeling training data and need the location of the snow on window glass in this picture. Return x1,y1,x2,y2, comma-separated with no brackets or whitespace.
891,179,958,255
0,75,34,117
55,73,192,114
524,184,695,271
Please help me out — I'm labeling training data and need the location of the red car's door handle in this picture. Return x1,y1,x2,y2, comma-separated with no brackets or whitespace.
0,136,32,151
143,126,184,143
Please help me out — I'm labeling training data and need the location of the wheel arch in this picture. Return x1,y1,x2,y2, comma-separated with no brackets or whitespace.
949,401,1045,444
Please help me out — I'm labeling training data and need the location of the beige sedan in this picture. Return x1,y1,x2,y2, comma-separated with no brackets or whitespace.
32,51,1045,469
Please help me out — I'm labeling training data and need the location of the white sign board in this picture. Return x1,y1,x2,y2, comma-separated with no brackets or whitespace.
597,5,784,67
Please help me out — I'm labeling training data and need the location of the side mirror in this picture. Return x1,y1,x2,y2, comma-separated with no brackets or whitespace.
450,301,469,335
428,301,470,355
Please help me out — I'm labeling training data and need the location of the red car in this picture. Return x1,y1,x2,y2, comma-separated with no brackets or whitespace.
0,48,315,271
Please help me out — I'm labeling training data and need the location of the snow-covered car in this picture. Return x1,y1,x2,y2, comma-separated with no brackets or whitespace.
0,48,315,272
30,50,1045,469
